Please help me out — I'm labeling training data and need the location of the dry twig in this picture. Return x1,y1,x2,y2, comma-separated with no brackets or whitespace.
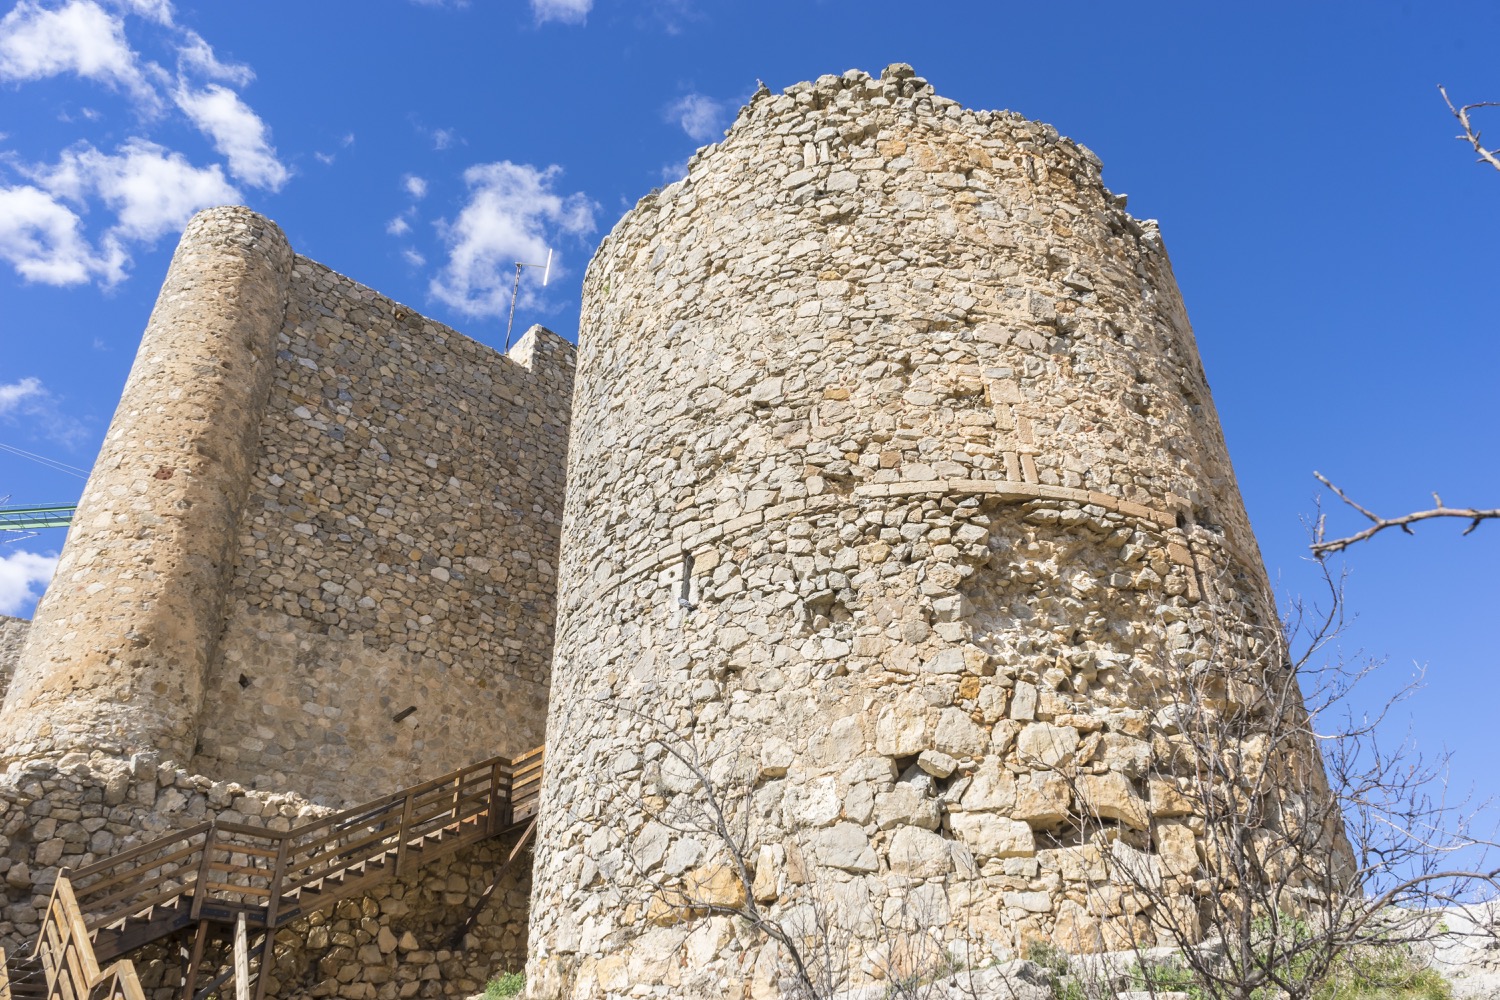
1439,85,1500,172
1310,472,1499,556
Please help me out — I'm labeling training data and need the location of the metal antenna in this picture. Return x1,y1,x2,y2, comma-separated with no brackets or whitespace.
504,248,553,350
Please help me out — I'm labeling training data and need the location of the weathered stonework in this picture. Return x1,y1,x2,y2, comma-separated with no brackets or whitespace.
0,207,568,998
528,65,1288,998
0,754,529,1000
0,65,1337,1000
0,616,26,703
0,207,573,804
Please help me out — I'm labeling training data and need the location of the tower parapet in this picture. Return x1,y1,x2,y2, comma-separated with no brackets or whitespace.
529,65,1294,997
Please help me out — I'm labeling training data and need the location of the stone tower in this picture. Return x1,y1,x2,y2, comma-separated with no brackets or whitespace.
0,206,574,804
528,66,1295,997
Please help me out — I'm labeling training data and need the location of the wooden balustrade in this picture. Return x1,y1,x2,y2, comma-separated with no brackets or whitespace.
29,877,147,1000
19,747,542,1000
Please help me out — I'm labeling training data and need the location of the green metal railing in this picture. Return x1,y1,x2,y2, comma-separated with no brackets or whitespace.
0,505,76,531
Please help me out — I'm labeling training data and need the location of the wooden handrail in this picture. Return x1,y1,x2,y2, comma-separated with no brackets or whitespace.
29,875,149,1000
63,746,544,956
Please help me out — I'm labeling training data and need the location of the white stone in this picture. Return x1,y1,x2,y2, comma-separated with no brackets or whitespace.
948,813,1035,861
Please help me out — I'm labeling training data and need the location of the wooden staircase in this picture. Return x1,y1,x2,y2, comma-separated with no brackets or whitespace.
1,749,542,1000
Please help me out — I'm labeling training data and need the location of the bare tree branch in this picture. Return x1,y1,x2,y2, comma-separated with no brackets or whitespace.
1310,471,1500,556
1440,84,1500,172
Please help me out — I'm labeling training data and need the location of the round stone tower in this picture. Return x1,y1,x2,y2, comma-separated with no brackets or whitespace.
530,66,1296,997
0,207,293,763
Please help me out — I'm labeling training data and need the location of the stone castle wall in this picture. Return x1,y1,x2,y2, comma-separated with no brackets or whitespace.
0,207,573,805
0,616,26,703
0,207,563,999
195,258,572,801
528,65,1287,999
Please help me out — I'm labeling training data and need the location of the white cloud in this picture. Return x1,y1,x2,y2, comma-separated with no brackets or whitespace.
386,215,411,236
174,83,287,190
404,174,428,199
175,28,252,85
0,549,59,616
666,93,730,142
0,183,125,284
430,161,594,318
0,1,159,106
42,139,240,242
531,0,591,25
0,376,89,446
401,248,426,268
110,0,176,27
0,378,44,414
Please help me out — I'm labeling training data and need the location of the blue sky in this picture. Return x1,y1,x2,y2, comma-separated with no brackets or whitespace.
0,1,1496,812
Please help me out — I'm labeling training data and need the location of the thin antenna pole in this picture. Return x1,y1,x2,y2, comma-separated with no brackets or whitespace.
504,262,524,351
503,252,553,351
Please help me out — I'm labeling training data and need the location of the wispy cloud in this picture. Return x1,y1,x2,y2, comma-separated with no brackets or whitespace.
665,92,732,142
0,0,287,286
531,0,591,25
0,0,161,108
0,183,125,284
173,83,287,189
0,377,89,447
0,378,45,414
430,161,594,318
0,548,59,616
43,138,238,235
404,174,428,199
173,27,252,84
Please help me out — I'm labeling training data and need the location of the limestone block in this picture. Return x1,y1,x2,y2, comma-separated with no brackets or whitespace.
934,708,988,757
1016,723,1080,767
1010,681,1039,721
685,865,746,910
1149,777,1196,818
1012,772,1071,826
887,826,952,879
959,759,1017,813
875,699,931,757
873,783,940,831
1080,772,1150,829
948,813,1035,861
1153,818,1199,876
814,823,878,872
917,749,956,778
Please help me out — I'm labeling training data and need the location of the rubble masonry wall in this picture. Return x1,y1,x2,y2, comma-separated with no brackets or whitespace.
0,206,574,806
529,65,1284,999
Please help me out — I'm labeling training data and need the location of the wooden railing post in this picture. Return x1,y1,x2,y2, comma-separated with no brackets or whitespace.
393,791,415,879
263,835,289,930
488,762,502,836
189,826,215,920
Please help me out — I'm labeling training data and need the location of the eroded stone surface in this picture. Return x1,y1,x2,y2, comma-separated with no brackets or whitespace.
529,64,1294,998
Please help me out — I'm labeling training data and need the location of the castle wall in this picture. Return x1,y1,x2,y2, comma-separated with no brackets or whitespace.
194,262,572,802
529,66,1290,999
0,616,27,703
1,206,574,808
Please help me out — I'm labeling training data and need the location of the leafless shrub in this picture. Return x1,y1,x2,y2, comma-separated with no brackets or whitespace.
1026,556,1498,1000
